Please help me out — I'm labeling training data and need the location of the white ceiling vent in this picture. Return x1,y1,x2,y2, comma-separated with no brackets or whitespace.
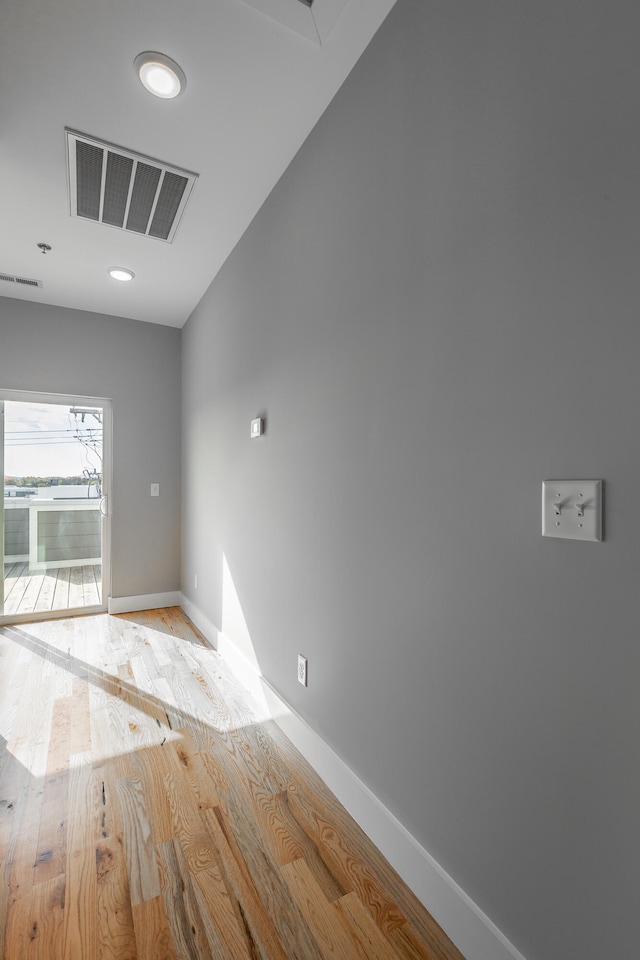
66,129,198,243
0,273,43,288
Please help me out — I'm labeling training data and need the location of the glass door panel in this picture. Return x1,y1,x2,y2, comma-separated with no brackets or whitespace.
1,394,109,621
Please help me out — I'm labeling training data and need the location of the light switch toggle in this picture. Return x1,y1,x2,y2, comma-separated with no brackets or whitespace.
575,499,585,517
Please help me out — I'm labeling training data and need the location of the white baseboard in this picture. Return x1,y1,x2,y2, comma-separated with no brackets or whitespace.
179,601,527,960
108,591,182,614
179,593,220,650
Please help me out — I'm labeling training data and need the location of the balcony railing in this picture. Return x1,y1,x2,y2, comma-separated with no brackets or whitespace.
4,497,101,572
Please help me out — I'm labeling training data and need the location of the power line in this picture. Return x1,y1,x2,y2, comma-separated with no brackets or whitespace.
5,439,102,447
5,431,103,438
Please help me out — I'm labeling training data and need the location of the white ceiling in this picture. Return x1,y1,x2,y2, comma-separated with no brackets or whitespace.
0,0,396,327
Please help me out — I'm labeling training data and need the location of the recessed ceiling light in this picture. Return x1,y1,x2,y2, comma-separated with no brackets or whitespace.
108,267,135,282
134,51,186,99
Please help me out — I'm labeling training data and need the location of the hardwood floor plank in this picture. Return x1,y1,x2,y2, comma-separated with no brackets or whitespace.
256,789,347,902
69,678,92,756
386,920,467,960
204,803,325,960
45,697,73,776
100,758,131,840
4,740,49,907
66,753,102,855
203,805,292,960
337,892,405,960
0,646,30,743
190,858,256,960
32,696,73,886
156,838,214,960
170,730,222,811
4,642,54,750
33,770,68,885
282,856,373,960
64,755,103,958
157,664,217,750
0,610,467,960
162,770,219,874
90,695,133,773
96,838,138,960
115,776,161,906
0,741,35,957
5,874,66,960
284,787,407,932
64,845,97,958
130,896,175,960
129,742,181,847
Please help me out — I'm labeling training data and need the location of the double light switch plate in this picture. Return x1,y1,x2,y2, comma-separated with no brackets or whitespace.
542,480,603,541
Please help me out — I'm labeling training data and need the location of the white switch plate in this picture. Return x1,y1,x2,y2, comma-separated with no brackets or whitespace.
250,418,263,438
542,480,602,541
150,483,160,497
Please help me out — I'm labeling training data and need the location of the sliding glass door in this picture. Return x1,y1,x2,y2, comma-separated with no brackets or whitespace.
0,391,110,622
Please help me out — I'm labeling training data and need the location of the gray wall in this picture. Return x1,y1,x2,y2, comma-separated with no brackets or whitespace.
181,2,640,958
0,297,181,598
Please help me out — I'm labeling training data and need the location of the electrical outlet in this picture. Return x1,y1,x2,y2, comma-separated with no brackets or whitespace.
194,574,198,590
297,655,308,686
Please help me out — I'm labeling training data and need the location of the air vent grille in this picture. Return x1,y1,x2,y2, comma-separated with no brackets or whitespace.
0,273,43,288
66,130,198,243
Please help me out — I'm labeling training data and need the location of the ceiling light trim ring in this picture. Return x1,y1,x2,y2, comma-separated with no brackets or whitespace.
108,267,135,282
134,51,186,99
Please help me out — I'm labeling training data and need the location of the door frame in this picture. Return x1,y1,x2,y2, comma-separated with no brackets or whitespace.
0,387,112,624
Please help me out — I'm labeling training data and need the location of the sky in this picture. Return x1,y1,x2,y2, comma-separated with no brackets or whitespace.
3,400,103,479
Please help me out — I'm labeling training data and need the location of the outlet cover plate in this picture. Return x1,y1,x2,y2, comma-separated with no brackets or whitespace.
542,480,602,541
297,655,308,686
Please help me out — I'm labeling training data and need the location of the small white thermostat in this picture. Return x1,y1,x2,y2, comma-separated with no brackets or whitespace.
250,418,264,438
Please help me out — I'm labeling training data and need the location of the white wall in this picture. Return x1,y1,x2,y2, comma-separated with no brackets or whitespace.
181,2,640,958
0,297,181,599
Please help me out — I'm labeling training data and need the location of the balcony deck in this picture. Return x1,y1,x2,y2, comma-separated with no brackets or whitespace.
3,561,102,617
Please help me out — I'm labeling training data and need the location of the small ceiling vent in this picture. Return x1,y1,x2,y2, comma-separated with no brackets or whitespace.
0,273,43,288
66,129,198,243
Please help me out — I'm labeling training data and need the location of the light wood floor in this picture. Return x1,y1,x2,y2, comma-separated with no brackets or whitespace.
0,607,465,960
2,563,102,617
